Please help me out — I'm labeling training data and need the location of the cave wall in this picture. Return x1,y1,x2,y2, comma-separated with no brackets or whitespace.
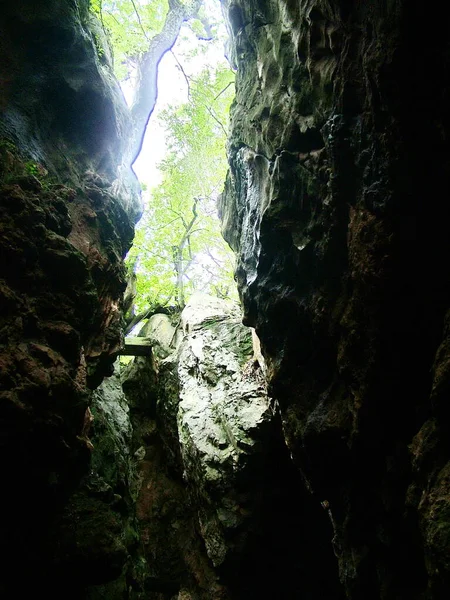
1,0,449,597
120,296,342,599
220,0,450,598
0,0,141,594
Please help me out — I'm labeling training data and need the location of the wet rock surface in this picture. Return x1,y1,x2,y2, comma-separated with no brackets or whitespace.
220,0,450,598
0,0,140,594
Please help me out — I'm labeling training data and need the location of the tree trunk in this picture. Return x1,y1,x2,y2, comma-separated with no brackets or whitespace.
127,0,202,166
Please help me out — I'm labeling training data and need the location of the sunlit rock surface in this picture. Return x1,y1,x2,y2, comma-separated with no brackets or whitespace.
176,294,271,567
120,294,339,599
220,0,450,598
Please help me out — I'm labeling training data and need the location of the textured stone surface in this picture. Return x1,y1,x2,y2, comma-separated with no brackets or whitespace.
121,296,340,599
2,0,449,597
220,1,450,598
176,295,270,568
77,368,138,598
121,307,228,599
0,0,140,594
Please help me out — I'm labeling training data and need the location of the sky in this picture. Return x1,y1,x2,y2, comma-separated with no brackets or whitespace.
124,0,229,191
132,50,185,187
120,0,238,310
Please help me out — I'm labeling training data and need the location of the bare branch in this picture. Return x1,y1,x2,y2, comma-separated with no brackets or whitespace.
170,50,191,98
205,104,227,136
205,248,225,268
214,81,234,101
130,0,150,41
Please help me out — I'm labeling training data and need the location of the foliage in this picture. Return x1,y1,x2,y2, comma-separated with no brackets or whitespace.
89,0,218,81
88,0,237,315
25,160,40,177
127,64,237,313
0,141,53,186
90,0,169,79
93,32,105,59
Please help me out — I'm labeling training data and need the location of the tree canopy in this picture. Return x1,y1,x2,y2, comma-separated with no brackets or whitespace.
91,0,223,164
89,0,237,322
127,63,236,316
90,0,168,80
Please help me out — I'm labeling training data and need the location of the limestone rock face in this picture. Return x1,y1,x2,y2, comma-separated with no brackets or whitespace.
121,295,340,599
0,0,138,204
0,0,140,594
176,294,271,567
221,0,450,598
51,370,137,597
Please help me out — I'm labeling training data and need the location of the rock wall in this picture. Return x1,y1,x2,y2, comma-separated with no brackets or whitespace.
0,0,140,594
2,0,449,597
120,295,341,599
220,1,450,598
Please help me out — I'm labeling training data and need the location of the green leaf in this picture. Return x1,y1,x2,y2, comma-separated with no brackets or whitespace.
128,63,237,311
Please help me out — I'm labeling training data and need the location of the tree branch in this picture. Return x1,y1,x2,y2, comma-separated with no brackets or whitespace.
214,81,234,101
130,0,150,42
125,303,176,335
97,0,106,33
128,0,203,166
105,10,121,28
170,50,191,98
194,13,214,41
205,248,225,268
204,104,227,136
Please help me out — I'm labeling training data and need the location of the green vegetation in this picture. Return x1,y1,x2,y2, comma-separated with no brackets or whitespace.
90,1,218,79
93,31,105,59
128,64,236,313
89,0,237,319
24,160,41,177
0,140,50,185
90,0,169,79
